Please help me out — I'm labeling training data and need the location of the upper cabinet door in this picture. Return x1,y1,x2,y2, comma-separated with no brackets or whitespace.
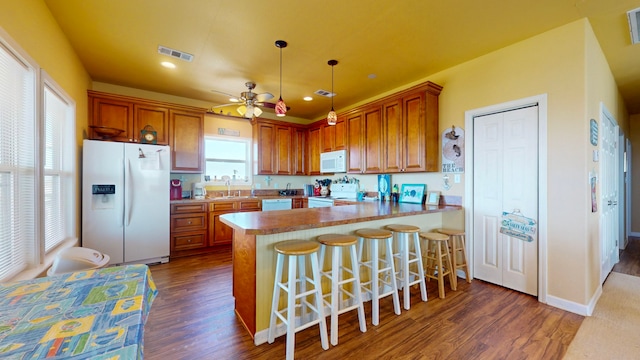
134,104,169,145
346,111,364,173
90,96,133,141
307,126,322,175
169,109,204,173
382,99,403,173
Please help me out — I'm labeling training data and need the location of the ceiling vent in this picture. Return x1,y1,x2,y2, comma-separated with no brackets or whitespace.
627,7,640,44
315,89,336,97
158,45,194,62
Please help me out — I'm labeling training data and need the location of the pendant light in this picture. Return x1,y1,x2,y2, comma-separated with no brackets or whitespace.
327,59,338,125
275,40,287,117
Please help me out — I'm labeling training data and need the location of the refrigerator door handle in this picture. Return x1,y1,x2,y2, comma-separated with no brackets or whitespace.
125,158,133,226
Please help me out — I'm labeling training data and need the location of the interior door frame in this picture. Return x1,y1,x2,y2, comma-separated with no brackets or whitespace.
464,94,548,302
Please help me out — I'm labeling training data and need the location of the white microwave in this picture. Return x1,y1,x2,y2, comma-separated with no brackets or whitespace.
320,149,347,173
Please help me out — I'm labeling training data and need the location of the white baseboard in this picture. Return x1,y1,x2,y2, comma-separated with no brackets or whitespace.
545,286,602,316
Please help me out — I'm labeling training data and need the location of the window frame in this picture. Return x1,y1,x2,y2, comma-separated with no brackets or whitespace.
203,135,253,185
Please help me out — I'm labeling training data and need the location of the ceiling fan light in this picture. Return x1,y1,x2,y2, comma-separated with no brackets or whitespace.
327,109,337,125
253,106,263,117
237,105,247,116
276,96,287,117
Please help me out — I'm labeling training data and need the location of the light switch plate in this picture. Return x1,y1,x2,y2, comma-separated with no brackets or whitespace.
454,174,461,183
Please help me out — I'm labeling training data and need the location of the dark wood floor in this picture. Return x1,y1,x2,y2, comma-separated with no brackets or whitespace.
142,244,599,360
613,236,640,277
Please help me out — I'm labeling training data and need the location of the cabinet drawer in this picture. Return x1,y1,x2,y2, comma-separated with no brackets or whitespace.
172,231,207,251
238,200,261,211
171,203,207,214
171,213,207,231
209,201,236,212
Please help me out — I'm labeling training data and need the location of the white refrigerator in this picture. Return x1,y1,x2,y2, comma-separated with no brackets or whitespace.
82,139,170,265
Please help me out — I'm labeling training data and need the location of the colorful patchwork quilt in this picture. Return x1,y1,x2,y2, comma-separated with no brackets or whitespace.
0,264,157,359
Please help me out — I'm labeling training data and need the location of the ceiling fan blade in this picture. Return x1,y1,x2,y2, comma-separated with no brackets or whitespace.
255,92,274,102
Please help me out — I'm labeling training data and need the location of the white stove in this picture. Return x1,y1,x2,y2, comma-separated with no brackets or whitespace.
328,183,359,199
308,183,358,208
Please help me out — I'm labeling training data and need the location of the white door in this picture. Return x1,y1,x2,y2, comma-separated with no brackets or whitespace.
473,106,539,296
600,109,619,283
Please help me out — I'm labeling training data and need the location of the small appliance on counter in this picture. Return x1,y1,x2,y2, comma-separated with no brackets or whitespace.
192,182,207,199
170,179,182,200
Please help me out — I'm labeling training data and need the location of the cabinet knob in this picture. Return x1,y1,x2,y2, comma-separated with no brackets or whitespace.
188,221,192,224
188,239,191,243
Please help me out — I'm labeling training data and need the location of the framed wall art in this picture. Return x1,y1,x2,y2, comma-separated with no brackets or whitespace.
399,184,425,204
426,191,441,205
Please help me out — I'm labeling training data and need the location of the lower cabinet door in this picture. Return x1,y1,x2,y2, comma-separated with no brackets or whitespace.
210,211,234,246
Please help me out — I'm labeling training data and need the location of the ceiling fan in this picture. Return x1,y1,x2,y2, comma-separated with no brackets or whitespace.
210,82,285,118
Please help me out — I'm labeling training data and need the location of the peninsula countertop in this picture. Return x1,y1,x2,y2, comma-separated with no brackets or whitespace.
220,202,461,235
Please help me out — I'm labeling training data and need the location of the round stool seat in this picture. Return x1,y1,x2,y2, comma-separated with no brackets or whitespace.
274,240,320,255
419,232,449,241
316,234,358,247
386,224,420,233
437,228,465,236
356,228,393,239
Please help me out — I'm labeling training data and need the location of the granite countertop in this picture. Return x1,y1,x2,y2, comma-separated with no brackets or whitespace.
220,202,462,235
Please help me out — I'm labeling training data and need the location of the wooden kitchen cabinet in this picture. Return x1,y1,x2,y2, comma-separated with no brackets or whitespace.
307,125,322,175
209,201,236,246
169,109,204,173
88,91,203,148
382,82,442,173
321,115,346,152
292,127,306,175
134,104,169,145
209,199,261,246
170,203,208,255
89,93,134,141
253,122,276,174
292,198,304,208
346,106,383,174
253,118,307,175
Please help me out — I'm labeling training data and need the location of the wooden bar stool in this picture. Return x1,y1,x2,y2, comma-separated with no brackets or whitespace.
385,224,427,310
355,228,401,326
316,234,367,346
268,240,329,360
437,228,471,283
419,232,457,299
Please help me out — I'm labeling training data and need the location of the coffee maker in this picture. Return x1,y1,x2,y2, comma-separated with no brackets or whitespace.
170,179,182,200
192,182,207,199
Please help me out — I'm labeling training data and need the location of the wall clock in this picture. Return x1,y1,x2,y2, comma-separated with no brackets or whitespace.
140,125,157,144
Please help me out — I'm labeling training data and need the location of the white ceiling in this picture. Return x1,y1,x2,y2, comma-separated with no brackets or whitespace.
43,0,640,121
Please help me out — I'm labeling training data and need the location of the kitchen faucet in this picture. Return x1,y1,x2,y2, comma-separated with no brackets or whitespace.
225,180,231,197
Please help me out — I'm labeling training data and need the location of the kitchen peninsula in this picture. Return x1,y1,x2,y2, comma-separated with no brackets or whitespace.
220,200,462,344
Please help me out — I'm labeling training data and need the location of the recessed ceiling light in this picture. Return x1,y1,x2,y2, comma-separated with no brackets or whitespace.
303,96,313,101
368,73,377,79
161,61,176,69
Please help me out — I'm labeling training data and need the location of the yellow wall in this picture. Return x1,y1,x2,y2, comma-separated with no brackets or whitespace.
0,0,92,239
374,19,625,306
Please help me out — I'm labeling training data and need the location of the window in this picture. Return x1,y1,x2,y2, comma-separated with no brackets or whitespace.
0,30,76,281
0,36,37,280
204,136,252,184
42,72,76,252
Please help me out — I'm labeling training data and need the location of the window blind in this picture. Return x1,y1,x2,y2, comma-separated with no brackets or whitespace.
0,41,36,280
43,77,75,252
